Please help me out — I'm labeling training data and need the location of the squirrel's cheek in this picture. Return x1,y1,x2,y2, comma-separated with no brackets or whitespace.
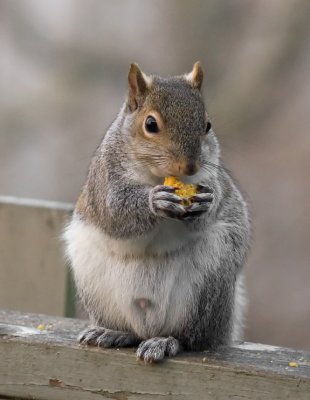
149,165,166,178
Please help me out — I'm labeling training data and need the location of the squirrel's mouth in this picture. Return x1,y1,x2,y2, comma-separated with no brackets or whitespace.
149,167,202,184
148,158,201,179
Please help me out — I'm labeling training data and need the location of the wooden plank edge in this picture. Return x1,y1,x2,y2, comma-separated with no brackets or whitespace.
0,311,309,400
0,196,73,211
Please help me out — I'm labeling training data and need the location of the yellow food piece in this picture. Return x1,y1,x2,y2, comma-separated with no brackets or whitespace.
289,362,298,367
37,324,45,331
164,176,197,206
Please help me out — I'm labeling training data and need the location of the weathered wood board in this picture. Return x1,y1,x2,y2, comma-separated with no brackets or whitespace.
0,196,73,317
0,311,309,399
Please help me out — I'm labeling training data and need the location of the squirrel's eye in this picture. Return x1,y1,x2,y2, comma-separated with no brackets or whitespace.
145,116,159,133
206,121,212,134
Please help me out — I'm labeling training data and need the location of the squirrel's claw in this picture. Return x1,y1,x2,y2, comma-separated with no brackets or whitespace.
154,200,186,219
191,192,213,203
197,184,214,194
181,192,214,220
150,185,186,219
79,327,140,348
153,185,176,193
136,336,179,363
155,191,183,204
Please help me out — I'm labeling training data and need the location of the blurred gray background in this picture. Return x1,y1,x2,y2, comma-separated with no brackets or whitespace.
0,0,309,349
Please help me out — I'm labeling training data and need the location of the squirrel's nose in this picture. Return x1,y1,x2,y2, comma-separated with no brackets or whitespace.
181,160,199,176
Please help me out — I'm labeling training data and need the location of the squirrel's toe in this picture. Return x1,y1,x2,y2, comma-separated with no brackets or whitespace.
136,336,179,363
78,327,139,348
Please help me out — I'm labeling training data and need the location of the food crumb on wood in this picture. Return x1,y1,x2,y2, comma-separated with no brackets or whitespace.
49,378,64,387
37,324,45,331
288,361,298,367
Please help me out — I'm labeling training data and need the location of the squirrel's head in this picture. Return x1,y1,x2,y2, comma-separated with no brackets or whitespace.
124,62,217,178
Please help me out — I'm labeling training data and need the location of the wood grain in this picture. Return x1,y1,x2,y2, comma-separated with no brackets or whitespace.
0,311,309,399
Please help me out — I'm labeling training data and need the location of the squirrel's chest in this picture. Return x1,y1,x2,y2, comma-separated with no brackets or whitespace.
66,218,204,338
103,219,200,257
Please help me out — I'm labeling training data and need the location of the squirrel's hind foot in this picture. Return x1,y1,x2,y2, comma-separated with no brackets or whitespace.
136,336,179,363
78,327,140,348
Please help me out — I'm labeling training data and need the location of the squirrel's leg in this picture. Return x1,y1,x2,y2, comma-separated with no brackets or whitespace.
136,336,179,363
180,277,235,351
79,327,141,348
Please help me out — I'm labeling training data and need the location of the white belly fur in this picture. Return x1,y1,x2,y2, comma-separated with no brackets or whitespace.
64,216,246,340
63,217,205,339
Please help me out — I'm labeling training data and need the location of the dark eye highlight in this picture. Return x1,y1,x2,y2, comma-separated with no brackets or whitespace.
206,121,212,134
145,116,159,133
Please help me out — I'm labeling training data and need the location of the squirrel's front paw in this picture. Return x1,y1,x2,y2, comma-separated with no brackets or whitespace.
149,185,186,219
182,184,214,220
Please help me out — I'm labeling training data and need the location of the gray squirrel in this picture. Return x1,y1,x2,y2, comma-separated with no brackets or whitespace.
64,62,251,363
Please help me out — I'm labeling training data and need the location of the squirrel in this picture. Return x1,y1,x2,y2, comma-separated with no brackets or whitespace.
63,62,251,363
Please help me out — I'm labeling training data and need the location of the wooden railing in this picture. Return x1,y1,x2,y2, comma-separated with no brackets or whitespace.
0,310,309,400
0,196,74,318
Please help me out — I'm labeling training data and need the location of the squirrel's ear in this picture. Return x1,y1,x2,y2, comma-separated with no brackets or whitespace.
127,63,150,111
185,61,204,90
